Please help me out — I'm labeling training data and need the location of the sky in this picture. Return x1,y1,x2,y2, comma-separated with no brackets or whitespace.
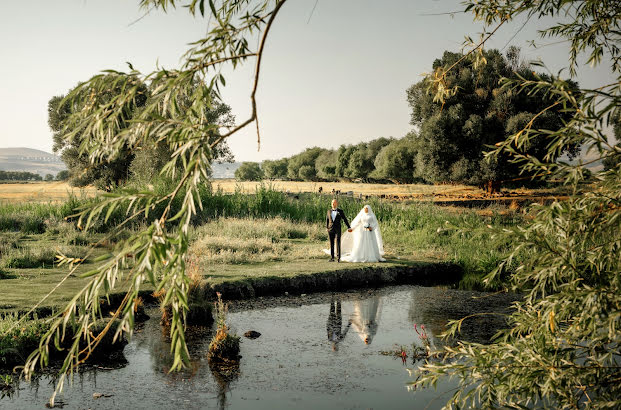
0,0,615,162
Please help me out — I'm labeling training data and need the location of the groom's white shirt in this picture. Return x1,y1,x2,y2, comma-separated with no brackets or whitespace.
331,209,338,221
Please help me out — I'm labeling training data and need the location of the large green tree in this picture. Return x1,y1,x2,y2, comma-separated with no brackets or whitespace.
371,134,418,183
286,147,323,180
234,161,263,181
407,48,579,192
50,76,234,189
262,158,289,179
48,75,148,190
412,0,621,408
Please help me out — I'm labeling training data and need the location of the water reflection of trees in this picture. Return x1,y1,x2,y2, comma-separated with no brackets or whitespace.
408,288,519,345
134,312,211,377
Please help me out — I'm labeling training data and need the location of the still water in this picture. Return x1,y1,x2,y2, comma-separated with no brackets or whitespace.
3,285,517,409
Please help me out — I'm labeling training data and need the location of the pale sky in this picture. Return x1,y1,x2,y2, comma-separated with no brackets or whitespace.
0,0,615,161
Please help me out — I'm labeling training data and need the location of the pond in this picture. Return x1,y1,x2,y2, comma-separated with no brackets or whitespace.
3,285,518,409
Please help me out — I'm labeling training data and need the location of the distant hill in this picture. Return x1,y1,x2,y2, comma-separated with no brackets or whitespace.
0,147,66,177
0,147,243,179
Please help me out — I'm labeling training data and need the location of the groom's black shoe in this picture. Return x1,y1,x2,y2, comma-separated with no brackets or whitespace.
337,259,340,263
329,258,335,262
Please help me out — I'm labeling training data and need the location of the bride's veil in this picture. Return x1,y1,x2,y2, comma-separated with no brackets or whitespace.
340,205,384,256
365,205,385,255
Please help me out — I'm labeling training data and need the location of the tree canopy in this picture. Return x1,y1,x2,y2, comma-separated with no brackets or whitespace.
234,161,263,181
49,75,235,190
407,47,579,191
413,0,621,408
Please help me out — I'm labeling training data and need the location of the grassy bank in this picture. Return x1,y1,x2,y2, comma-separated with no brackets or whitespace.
0,186,522,314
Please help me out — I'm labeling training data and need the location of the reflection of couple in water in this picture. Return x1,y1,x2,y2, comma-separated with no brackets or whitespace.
327,295,382,350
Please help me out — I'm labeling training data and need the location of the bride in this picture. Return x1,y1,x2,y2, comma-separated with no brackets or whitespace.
340,205,385,263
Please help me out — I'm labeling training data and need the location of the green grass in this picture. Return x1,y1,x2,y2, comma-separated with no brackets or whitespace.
0,186,524,315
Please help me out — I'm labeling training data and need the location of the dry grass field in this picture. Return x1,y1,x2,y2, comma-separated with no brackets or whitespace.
212,179,569,203
0,181,97,204
0,180,569,205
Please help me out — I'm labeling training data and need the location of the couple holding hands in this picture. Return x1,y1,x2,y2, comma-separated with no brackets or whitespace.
325,199,385,263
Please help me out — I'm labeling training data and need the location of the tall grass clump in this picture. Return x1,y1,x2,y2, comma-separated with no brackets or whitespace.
190,217,327,265
0,196,84,234
208,293,240,363
0,244,82,269
0,313,50,367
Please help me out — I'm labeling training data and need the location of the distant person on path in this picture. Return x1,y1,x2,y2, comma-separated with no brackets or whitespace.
327,296,351,351
325,199,352,262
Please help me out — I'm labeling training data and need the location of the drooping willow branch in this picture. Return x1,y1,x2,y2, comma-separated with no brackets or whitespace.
10,1,290,407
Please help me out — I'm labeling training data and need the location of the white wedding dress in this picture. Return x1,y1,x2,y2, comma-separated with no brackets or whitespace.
340,205,386,263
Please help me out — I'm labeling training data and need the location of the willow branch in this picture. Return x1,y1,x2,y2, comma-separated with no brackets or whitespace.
210,0,288,150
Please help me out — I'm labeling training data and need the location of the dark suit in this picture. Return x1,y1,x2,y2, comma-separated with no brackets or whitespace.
326,208,351,260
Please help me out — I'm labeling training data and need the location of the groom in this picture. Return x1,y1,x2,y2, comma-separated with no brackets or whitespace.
326,199,352,262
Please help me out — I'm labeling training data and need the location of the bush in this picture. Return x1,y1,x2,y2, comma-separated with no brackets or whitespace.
208,293,240,363
234,162,263,181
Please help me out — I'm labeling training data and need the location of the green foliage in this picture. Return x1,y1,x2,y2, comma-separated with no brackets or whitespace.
413,0,621,408
314,149,339,180
55,170,69,181
48,76,148,190
0,171,42,181
1,246,57,269
0,197,82,234
0,314,50,367
234,162,264,181
286,147,323,180
50,75,235,191
408,48,578,190
261,158,289,179
372,134,418,183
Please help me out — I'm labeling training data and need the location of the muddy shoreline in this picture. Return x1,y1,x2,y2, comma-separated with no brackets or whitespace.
201,262,463,301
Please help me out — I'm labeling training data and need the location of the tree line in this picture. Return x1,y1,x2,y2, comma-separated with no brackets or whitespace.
0,170,69,181
237,47,584,192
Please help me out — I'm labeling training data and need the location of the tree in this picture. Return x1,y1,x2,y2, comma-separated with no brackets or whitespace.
44,174,54,181
0,171,42,181
407,48,579,192
48,75,148,190
234,162,263,181
314,149,338,180
50,76,235,190
334,138,392,181
372,134,418,183
55,170,69,181
286,147,323,180
262,158,289,179
412,1,621,408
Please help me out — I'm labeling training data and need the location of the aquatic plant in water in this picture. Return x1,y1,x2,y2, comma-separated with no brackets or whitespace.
208,293,240,363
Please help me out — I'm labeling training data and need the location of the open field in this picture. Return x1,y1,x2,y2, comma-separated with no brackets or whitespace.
0,180,570,205
0,189,524,313
0,181,97,204
213,179,569,204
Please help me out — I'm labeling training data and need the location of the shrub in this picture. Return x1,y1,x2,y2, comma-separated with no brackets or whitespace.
208,293,240,363
234,162,264,181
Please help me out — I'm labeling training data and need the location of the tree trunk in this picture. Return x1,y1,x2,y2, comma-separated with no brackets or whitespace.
485,179,500,195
